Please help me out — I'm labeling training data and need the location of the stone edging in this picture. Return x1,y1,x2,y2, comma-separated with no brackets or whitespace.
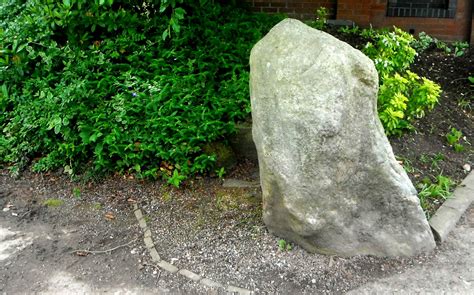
132,204,252,294
429,170,474,242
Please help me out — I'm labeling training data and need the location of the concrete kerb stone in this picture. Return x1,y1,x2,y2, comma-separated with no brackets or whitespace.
156,260,179,274
200,278,223,288
133,208,143,220
429,171,474,242
132,203,253,292
178,269,202,282
143,236,155,249
148,247,161,262
143,228,152,239
227,285,253,294
137,217,147,230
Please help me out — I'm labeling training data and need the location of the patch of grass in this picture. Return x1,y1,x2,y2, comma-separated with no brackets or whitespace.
72,187,81,200
42,198,64,208
417,175,455,218
278,239,293,251
162,191,172,203
214,188,260,212
143,215,151,223
457,98,472,110
419,152,445,171
446,127,465,152
396,156,416,173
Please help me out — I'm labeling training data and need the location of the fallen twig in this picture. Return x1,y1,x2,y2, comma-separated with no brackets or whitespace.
71,238,137,256
18,210,31,220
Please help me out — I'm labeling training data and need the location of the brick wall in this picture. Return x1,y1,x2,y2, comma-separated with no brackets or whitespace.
247,0,473,42
337,0,473,42
244,0,337,19
471,10,474,44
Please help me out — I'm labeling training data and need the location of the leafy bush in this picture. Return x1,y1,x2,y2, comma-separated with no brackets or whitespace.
307,7,328,30
0,0,282,182
378,71,441,135
410,32,435,53
453,41,469,57
363,27,416,79
361,28,441,136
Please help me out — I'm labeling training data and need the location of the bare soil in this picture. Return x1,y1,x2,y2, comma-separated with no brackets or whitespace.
0,169,435,294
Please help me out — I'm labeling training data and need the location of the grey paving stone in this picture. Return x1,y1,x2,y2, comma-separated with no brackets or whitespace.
178,269,201,282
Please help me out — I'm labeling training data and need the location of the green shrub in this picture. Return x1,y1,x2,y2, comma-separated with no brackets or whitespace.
363,27,416,80
307,7,328,30
410,32,435,53
0,0,282,182
445,127,465,152
378,71,441,135
361,27,441,135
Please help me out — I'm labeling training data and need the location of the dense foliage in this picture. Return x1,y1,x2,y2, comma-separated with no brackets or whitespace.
1,0,443,181
0,0,282,182
362,28,441,135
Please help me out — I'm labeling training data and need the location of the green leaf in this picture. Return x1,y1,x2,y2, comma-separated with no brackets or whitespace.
54,125,61,134
162,29,169,41
80,129,91,144
90,132,103,143
174,8,186,20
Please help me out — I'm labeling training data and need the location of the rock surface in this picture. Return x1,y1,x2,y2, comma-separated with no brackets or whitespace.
250,19,435,257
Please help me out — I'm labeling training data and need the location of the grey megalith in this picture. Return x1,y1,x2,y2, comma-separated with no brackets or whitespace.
250,18,436,257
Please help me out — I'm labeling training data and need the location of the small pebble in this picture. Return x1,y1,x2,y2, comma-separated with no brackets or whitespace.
462,164,471,172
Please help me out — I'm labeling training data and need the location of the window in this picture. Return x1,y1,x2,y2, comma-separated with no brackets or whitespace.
387,0,456,18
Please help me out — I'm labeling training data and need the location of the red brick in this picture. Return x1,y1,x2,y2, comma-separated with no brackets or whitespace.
260,7,278,13
278,7,296,13
270,2,287,8
247,0,471,42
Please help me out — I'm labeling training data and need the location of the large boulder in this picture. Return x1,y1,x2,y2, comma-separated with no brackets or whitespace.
250,19,435,257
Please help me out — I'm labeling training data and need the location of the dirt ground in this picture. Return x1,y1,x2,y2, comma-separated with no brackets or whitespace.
1,168,473,294
0,172,167,294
